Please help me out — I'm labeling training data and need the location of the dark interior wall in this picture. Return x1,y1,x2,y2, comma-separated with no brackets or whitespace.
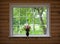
0,0,60,44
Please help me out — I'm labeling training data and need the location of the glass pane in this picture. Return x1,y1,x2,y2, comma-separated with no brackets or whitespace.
12,18,20,26
13,26,20,34
42,7,47,25
13,8,20,17
34,15,40,24
27,17,33,24
20,8,26,16
20,17,26,25
26,8,33,17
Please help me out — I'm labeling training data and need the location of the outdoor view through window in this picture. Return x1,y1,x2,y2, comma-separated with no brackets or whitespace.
10,4,50,37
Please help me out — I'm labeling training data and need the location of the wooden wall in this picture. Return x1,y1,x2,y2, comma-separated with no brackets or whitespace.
0,0,60,44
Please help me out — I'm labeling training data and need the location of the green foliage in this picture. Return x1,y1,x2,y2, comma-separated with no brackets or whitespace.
12,7,47,35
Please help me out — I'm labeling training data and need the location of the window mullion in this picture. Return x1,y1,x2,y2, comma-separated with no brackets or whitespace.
26,8,27,24
32,8,35,31
18,8,20,33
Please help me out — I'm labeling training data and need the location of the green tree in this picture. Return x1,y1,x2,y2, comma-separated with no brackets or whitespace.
34,7,47,34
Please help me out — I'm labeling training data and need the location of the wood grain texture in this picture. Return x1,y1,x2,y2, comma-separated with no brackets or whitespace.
0,0,60,44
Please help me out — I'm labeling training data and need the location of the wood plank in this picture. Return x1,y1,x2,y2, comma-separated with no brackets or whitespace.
0,13,9,15
0,9,9,11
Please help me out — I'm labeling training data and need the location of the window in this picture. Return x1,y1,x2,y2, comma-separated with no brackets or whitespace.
9,3,50,37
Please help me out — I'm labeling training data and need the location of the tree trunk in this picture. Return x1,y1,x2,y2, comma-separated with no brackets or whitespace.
37,8,46,34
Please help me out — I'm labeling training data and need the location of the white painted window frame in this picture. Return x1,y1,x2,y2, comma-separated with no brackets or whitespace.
9,3,50,37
